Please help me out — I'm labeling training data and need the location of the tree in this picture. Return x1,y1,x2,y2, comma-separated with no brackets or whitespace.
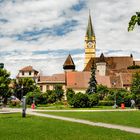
54,84,64,101
0,68,11,105
88,94,99,107
128,12,140,31
66,88,75,105
86,63,97,94
97,85,109,100
131,72,140,97
13,78,38,100
26,88,49,105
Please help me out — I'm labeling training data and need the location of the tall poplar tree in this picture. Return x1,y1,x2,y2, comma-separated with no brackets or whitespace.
86,62,97,94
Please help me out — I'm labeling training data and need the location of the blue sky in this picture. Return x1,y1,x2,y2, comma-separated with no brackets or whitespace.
0,0,140,77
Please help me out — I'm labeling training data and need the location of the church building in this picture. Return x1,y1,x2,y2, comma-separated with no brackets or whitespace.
17,12,140,98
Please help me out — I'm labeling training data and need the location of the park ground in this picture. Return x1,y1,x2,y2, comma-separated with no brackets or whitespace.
0,107,140,140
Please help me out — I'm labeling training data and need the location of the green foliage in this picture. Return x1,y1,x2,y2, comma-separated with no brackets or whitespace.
0,68,11,105
54,84,64,101
13,78,38,100
136,95,140,105
47,90,57,104
72,92,89,108
128,12,140,31
86,63,97,94
88,94,99,107
26,89,43,105
98,100,114,106
127,65,140,69
97,85,109,100
104,88,133,107
67,92,99,108
131,72,140,96
66,88,75,105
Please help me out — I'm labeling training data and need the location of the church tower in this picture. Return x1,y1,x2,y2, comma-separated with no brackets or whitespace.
84,12,96,68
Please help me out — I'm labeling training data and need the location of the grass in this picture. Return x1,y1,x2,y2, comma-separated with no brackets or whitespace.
35,104,119,110
39,111,140,128
0,113,140,140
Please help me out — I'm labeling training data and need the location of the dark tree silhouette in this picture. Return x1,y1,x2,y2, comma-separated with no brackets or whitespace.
86,62,97,94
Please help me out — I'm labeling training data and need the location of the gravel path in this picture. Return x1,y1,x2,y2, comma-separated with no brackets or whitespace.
1,108,140,134
27,110,140,135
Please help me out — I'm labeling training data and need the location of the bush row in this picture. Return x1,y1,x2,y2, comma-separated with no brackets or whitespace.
66,91,99,108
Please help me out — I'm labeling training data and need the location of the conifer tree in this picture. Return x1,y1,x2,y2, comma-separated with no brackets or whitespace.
86,62,97,94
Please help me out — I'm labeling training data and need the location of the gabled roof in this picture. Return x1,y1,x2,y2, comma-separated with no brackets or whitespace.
38,73,65,83
19,66,38,72
63,54,75,70
83,56,134,72
86,13,95,39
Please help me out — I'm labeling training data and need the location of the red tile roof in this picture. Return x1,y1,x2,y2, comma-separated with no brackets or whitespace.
19,66,38,72
120,73,132,86
83,56,134,72
66,71,111,89
39,73,65,83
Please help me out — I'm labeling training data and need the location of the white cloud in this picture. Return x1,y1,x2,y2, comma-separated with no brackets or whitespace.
0,0,140,78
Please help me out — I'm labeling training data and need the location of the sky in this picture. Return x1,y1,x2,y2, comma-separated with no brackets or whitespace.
0,0,140,78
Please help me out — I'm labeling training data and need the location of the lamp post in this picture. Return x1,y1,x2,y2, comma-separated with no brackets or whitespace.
112,82,117,108
21,85,26,117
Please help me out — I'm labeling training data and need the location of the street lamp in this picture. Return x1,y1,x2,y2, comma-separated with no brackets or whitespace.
112,81,117,108
21,85,26,117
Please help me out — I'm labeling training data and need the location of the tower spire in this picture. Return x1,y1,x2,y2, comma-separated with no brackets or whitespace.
86,11,95,40
84,11,96,68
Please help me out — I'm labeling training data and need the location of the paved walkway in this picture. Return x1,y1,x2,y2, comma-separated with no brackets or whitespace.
1,108,140,134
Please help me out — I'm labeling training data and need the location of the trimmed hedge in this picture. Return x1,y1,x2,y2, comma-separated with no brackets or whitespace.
98,100,114,106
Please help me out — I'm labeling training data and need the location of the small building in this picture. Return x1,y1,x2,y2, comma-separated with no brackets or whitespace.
16,66,39,82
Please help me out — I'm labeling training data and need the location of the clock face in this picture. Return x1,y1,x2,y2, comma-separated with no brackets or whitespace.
87,42,93,48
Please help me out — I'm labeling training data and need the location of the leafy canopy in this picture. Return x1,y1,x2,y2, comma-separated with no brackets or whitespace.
128,12,140,31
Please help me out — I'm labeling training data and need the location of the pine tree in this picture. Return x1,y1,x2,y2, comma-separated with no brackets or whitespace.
86,62,97,94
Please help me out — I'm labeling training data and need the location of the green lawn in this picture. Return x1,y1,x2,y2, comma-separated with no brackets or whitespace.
0,113,140,140
40,111,140,128
36,104,119,110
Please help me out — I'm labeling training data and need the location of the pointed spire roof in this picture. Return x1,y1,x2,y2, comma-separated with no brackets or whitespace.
86,11,95,39
63,54,75,70
99,53,106,62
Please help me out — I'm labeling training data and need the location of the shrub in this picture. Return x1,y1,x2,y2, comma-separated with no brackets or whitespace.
72,92,89,108
97,85,109,100
66,88,75,105
88,94,99,107
98,100,114,106
47,92,57,104
54,85,64,101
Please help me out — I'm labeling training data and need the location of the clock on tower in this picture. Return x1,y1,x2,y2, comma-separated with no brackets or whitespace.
84,12,96,68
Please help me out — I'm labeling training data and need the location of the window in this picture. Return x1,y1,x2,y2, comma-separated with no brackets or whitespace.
22,72,24,75
29,71,31,75
46,85,49,90
40,86,43,91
